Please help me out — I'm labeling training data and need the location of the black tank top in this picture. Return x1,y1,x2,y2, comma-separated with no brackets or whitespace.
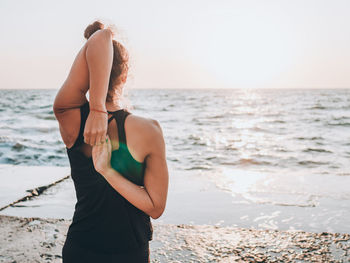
65,101,153,254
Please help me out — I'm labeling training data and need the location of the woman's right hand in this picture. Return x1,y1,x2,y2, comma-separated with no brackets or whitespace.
83,110,108,146
92,135,112,175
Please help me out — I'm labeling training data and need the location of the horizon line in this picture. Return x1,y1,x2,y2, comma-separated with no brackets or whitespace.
0,87,349,91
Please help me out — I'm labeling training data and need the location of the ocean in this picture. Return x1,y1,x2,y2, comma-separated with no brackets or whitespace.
0,88,349,232
1,88,349,173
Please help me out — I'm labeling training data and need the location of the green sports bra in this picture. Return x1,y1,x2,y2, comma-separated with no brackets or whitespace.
107,109,146,186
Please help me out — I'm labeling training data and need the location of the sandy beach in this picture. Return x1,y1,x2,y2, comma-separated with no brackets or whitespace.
1,164,350,262
1,214,349,263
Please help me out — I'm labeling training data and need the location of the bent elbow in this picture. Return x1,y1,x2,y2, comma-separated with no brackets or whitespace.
150,212,162,220
150,206,165,220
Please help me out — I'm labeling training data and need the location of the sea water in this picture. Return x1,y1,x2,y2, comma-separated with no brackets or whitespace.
0,88,349,232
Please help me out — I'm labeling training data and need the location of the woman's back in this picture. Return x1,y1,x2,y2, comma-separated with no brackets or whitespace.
68,101,149,184
65,101,153,254
66,101,154,165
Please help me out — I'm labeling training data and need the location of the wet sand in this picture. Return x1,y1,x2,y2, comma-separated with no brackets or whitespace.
1,165,350,262
2,165,350,234
0,214,349,263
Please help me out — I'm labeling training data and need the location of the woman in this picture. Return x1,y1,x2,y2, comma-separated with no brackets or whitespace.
53,20,169,262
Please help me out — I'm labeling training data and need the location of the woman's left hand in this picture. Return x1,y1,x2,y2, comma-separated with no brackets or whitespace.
92,135,112,175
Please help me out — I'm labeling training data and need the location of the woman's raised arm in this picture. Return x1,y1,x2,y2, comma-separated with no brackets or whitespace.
53,29,113,146
83,29,113,146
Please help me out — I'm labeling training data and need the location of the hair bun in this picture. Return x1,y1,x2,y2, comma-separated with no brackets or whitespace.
84,20,104,40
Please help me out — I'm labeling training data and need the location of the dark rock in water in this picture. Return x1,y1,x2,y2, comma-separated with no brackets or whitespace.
26,185,49,196
12,143,25,151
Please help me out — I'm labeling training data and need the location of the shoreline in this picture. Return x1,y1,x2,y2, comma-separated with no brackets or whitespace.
0,214,349,263
1,164,350,233
0,175,70,212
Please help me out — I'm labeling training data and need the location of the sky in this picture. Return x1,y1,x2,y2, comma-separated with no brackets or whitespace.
0,0,349,90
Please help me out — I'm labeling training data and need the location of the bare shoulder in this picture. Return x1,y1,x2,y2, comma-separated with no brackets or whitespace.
128,114,163,137
127,114,165,152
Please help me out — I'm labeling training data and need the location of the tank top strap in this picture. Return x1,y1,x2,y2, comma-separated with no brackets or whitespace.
68,101,90,150
108,116,114,123
110,110,131,144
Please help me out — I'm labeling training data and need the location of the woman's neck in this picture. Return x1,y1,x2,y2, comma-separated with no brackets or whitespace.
105,101,123,112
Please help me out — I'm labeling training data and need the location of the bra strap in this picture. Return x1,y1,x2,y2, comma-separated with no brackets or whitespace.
111,110,130,144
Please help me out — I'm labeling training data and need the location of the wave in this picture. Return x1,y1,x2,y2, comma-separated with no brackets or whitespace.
0,136,11,143
206,114,224,119
302,148,332,153
38,105,52,109
296,136,324,141
298,160,329,166
309,105,327,110
270,120,286,124
332,116,350,121
34,114,57,120
35,127,57,133
249,127,268,132
327,122,350,127
185,165,212,170
337,172,350,176
238,158,265,165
